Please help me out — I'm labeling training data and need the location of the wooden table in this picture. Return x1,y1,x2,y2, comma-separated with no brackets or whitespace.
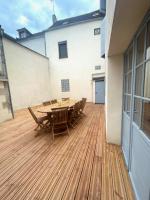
37,100,77,114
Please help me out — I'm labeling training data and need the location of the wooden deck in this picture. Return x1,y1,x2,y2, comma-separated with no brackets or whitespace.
0,103,134,200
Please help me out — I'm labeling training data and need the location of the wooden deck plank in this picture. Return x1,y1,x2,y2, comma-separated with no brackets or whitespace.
0,103,134,200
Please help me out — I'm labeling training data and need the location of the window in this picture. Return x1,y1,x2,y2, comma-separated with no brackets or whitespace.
141,100,150,138
123,20,150,138
20,32,26,38
146,22,150,59
123,47,133,116
94,28,100,35
61,79,70,92
58,41,68,59
95,65,101,70
144,61,150,98
136,28,145,65
135,65,143,96
133,98,142,126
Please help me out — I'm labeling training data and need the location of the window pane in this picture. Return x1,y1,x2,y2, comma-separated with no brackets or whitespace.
141,100,150,138
124,54,128,73
146,22,150,60
124,95,131,115
144,61,150,98
128,72,132,94
133,98,142,126
59,42,68,59
124,75,128,93
135,65,143,96
136,28,145,65
61,79,70,92
128,46,133,71
94,28,100,35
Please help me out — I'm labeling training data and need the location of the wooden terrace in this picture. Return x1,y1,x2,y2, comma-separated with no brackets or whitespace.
0,103,134,200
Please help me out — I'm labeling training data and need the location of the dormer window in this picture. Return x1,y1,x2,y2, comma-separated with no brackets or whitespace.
20,32,26,38
17,28,32,39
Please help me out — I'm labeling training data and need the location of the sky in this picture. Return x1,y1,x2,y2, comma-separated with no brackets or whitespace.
0,0,99,37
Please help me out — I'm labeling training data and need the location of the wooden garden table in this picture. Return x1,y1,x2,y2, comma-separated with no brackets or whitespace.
37,100,76,114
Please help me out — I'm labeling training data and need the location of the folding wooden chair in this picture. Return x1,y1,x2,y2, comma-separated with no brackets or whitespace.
51,107,69,140
28,107,50,131
68,102,81,128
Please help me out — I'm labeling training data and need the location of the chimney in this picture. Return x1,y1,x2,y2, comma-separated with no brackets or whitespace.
52,14,57,24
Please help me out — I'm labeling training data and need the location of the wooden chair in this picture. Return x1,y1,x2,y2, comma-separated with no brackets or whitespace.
51,99,57,104
28,107,50,131
43,101,51,106
68,102,81,128
50,107,69,140
62,97,70,101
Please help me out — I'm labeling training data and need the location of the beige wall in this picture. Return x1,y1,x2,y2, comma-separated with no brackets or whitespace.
105,54,123,144
45,20,105,102
3,38,51,110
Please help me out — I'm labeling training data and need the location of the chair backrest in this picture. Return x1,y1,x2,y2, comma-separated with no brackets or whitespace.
51,99,57,104
81,98,87,110
82,98,87,102
78,100,83,111
28,107,38,124
62,97,70,101
74,101,81,113
51,108,68,125
43,101,51,106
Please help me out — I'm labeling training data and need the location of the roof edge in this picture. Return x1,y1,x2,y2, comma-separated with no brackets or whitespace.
3,33,49,59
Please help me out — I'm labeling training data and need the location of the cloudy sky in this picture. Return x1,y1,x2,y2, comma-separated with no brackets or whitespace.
0,0,99,37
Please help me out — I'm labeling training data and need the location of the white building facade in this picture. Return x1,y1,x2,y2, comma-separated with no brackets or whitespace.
18,10,105,103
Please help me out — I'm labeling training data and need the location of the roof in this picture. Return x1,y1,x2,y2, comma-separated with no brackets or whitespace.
16,30,45,42
47,10,104,31
16,10,104,42
17,27,32,35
